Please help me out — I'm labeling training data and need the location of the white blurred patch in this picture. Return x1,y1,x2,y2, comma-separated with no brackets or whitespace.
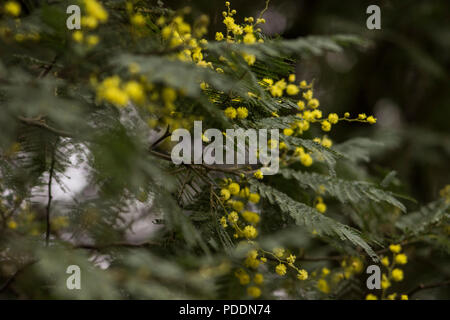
374,98,403,129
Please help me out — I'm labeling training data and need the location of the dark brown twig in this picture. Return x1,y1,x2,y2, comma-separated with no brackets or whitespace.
408,279,450,297
150,125,171,149
0,260,37,293
45,141,57,246
73,241,161,250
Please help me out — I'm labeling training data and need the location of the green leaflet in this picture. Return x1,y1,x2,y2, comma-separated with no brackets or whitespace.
396,199,450,235
279,168,406,212
251,181,378,261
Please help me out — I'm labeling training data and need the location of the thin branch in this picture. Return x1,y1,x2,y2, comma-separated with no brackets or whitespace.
0,260,37,293
45,141,57,246
18,116,75,138
150,125,171,149
38,55,58,79
73,241,161,250
408,279,450,297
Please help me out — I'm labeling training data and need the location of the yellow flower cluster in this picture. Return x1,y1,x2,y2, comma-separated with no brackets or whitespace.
219,179,261,240
368,243,409,300
4,1,21,17
82,0,108,28
315,196,327,213
72,0,108,48
234,245,309,298
224,106,249,119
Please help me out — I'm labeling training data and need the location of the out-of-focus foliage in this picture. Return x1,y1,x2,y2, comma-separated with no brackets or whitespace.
0,0,448,300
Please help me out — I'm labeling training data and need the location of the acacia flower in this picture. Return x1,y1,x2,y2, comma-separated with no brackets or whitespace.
395,253,408,265
254,273,264,284
248,193,260,204
297,269,308,280
220,188,231,200
236,107,249,119
391,268,404,281
228,183,240,195
224,107,237,119
4,1,21,16
308,98,320,108
316,202,326,213
247,286,261,298
243,225,257,239
389,244,402,253
254,170,263,180
286,84,299,95
275,264,287,276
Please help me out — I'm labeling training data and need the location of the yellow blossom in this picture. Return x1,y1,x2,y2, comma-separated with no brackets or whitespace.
273,248,285,257
317,279,330,294
242,211,260,224
4,1,21,17
102,87,129,107
84,0,108,22
220,188,231,200
300,153,313,167
381,274,391,289
220,216,227,228
321,120,331,132
283,128,293,136
124,81,145,103
316,202,326,213
228,183,240,195
389,244,402,253
321,137,332,148
328,113,339,124
162,87,177,104
249,193,260,204
297,269,308,280
247,286,261,298
243,225,258,239
286,84,299,95
224,107,237,119
387,293,397,300
243,33,256,44
232,200,244,212
236,271,250,285
236,107,249,119
7,220,18,229
228,211,239,223
366,293,378,300
254,170,263,180
287,254,296,264
254,273,264,284
381,256,390,267
367,116,377,124
275,264,287,276
215,32,224,41
391,268,404,281
308,98,320,108
395,253,408,265
322,267,330,276
72,31,84,43
302,90,313,100
86,35,99,47
242,53,256,65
